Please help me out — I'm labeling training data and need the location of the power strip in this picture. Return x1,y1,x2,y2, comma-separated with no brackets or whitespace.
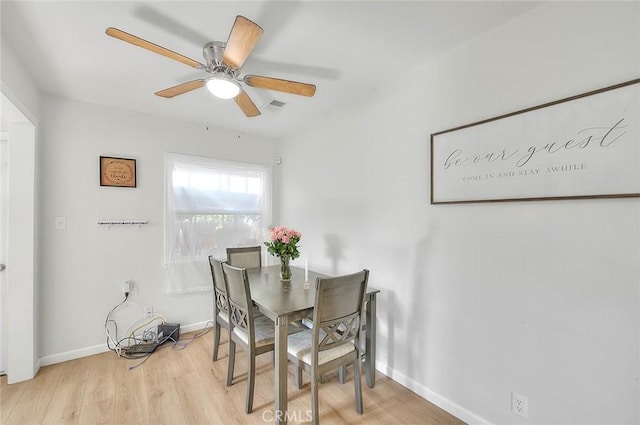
125,343,158,354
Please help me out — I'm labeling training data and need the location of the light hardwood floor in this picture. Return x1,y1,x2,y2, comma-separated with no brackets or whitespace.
1,330,466,425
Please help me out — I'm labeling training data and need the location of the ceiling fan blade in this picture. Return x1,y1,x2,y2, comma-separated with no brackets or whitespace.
234,89,261,117
244,75,316,97
106,27,204,69
155,80,206,98
222,16,264,69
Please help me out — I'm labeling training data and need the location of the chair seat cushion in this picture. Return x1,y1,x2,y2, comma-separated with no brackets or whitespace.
287,329,356,365
217,311,229,324
232,315,276,347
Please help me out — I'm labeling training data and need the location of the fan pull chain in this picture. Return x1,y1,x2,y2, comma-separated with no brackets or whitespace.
205,89,211,131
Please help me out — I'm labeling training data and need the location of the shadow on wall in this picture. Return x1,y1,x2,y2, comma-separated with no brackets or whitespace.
385,291,399,371
406,229,436,383
324,233,346,275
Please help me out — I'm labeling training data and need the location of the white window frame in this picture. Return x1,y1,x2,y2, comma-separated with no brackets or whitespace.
164,152,272,294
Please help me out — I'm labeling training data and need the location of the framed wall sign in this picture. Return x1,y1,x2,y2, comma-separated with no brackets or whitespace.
430,79,640,204
100,156,136,188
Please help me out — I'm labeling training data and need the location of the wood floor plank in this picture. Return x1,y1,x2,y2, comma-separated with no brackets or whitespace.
2,362,66,425
41,380,87,425
113,361,149,424
78,395,115,425
174,370,226,425
83,351,120,402
143,346,189,425
1,330,466,425
0,374,28,423
41,356,94,425
77,352,119,425
166,342,198,379
183,331,248,424
58,355,93,385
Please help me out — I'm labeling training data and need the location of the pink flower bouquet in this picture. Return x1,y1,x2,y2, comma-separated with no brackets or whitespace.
264,226,301,260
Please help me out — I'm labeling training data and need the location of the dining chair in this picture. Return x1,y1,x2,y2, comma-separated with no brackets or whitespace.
208,256,230,361
226,246,262,269
221,262,277,414
287,269,370,425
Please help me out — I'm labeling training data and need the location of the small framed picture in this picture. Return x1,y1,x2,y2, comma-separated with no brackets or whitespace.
100,156,136,188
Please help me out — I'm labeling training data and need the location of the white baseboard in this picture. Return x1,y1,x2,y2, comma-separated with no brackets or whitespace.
379,362,493,425
39,321,213,367
40,343,109,367
180,320,212,334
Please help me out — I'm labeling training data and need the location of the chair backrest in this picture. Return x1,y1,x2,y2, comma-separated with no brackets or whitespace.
227,246,262,269
208,256,229,315
312,269,369,355
221,262,256,340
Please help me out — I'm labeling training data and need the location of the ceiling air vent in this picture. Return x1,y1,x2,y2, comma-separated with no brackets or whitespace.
264,99,286,112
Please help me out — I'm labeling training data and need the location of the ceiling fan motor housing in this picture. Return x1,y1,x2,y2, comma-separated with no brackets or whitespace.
203,41,226,68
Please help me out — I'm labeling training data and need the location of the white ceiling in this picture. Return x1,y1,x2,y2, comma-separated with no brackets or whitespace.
1,1,541,139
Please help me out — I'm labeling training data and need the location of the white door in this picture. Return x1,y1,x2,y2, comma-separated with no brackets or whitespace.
0,134,7,374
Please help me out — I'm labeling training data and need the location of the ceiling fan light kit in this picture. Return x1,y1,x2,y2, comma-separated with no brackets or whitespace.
106,15,316,117
206,74,241,99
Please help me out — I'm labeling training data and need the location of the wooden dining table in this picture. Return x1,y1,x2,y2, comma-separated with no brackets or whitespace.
246,265,379,425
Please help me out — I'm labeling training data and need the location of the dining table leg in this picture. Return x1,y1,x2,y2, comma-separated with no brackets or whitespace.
274,316,289,424
365,293,377,388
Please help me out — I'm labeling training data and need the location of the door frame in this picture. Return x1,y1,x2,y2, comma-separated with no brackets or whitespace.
0,135,7,374
1,91,37,383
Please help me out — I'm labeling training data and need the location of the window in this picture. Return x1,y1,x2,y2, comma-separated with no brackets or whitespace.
165,153,272,293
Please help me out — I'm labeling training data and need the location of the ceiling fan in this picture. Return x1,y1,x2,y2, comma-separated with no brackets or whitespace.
106,15,316,117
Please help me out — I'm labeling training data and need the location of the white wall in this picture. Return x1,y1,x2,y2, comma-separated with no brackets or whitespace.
37,94,277,361
278,2,639,425
1,37,40,123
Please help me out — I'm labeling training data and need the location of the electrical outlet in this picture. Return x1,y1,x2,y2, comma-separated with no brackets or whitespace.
144,306,153,316
122,280,131,297
54,216,66,230
512,392,528,417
